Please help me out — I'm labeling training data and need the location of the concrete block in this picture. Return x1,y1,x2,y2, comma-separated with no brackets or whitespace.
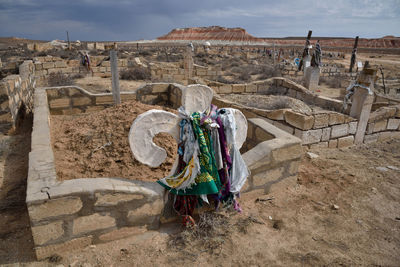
28,197,82,222
55,61,67,68
96,95,114,105
73,213,116,235
127,199,163,226
271,144,303,164
232,84,245,93
49,98,70,109
295,128,322,145
245,84,257,93
273,121,294,134
363,133,379,144
31,221,64,245
95,193,144,206
331,124,349,138
338,136,354,148
285,110,314,130
387,119,400,130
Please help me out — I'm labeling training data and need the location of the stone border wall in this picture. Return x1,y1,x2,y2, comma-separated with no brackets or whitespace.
278,64,357,78
28,83,302,259
209,77,400,148
0,60,36,132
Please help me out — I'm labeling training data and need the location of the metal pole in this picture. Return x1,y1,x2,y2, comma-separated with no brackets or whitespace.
110,50,121,105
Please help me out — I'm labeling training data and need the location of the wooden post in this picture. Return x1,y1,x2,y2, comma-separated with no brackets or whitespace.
273,42,275,65
349,36,359,72
110,50,121,105
298,30,312,71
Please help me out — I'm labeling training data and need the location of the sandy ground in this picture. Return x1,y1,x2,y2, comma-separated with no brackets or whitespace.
50,100,177,181
1,112,399,265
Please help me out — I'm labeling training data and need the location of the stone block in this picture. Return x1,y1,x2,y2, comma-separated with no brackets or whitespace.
285,110,314,130
95,193,144,206
266,109,286,120
28,197,82,222
127,199,163,226
245,84,257,93
49,98,70,109
387,119,400,130
86,106,105,112
72,97,92,106
252,167,285,187
232,84,245,93
62,108,81,115
31,221,64,245
368,107,397,122
328,139,338,148
34,63,43,70
321,127,331,141
313,113,329,128
55,61,67,68
96,95,114,105
364,133,379,144
348,121,358,134
35,236,92,260
101,61,111,67
378,131,400,142
73,213,116,235
219,85,232,94
294,128,322,145
337,136,354,148
151,84,169,93
42,62,54,69
331,124,349,138
329,112,345,125
372,120,387,133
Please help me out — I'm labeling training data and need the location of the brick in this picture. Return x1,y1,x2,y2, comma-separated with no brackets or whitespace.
295,128,322,145
285,111,314,130
331,124,349,138
31,221,64,245
42,62,54,69
28,197,82,222
266,109,286,120
95,193,144,206
49,98,70,109
55,61,67,68
313,113,329,128
321,127,331,141
329,112,345,125
337,136,354,148
372,120,387,132
35,236,92,260
73,213,116,235
72,97,92,106
328,139,338,148
387,119,400,130
364,133,379,144
219,85,232,94
252,167,285,186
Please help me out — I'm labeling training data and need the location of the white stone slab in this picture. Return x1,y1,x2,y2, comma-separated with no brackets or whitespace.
182,84,213,114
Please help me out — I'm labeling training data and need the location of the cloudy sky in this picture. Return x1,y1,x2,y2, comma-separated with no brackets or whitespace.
1,0,399,41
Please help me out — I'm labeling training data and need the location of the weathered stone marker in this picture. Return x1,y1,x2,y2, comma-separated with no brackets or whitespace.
184,44,194,80
349,36,359,73
350,66,377,144
110,50,121,105
298,30,312,71
304,66,320,91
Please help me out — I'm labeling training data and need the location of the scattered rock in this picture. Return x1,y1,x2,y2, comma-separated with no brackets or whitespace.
89,245,96,249
306,152,319,159
332,204,340,210
376,167,389,172
371,187,377,194
387,166,400,171
268,216,273,220
272,219,283,230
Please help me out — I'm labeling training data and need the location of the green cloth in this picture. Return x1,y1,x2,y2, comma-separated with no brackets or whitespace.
157,112,221,196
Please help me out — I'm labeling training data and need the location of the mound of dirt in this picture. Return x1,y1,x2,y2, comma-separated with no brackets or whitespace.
158,26,262,42
50,100,178,182
222,94,313,114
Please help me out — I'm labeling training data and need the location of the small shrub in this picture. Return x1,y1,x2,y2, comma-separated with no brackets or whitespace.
120,66,151,80
47,72,74,86
216,75,230,84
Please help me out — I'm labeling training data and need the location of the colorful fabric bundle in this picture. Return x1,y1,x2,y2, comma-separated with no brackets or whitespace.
157,104,249,220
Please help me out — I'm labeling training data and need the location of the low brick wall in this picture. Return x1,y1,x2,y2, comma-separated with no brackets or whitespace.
28,83,302,259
